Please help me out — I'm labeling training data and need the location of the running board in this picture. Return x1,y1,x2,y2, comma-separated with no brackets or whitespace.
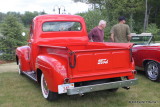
22,71,37,82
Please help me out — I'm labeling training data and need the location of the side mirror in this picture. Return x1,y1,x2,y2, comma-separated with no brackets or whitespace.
22,32,26,36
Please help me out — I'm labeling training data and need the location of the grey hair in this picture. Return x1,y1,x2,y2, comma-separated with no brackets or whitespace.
99,20,106,26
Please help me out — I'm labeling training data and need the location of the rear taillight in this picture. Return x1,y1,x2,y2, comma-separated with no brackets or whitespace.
132,70,137,74
64,78,70,84
130,49,133,62
69,52,76,68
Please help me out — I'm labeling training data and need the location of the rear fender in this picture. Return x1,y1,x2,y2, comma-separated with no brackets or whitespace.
36,55,68,92
16,46,30,71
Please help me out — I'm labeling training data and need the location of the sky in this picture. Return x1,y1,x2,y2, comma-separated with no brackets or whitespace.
0,0,89,14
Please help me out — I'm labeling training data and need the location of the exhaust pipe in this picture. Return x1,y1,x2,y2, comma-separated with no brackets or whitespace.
79,93,84,97
123,87,130,90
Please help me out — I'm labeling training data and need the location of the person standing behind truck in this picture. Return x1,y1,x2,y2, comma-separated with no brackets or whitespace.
110,16,131,43
88,20,106,42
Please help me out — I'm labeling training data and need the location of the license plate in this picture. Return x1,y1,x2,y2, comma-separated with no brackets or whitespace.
58,83,74,94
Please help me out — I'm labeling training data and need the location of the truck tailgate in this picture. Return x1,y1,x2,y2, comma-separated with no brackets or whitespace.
70,49,132,79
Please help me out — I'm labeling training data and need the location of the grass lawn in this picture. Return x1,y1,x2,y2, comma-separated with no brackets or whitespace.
0,71,160,107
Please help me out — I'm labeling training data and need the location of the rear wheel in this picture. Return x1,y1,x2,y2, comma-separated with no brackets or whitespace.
145,61,160,82
41,73,58,101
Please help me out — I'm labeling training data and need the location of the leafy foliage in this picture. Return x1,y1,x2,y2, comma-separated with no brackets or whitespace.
1,15,26,46
0,15,27,61
21,11,46,27
146,23,160,40
0,11,45,61
74,0,160,40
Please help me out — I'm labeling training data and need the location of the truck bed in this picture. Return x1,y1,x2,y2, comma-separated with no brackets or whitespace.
39,42,134,83
40,42,134,83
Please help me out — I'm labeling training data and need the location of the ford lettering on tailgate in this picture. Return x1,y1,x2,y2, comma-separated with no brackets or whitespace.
98,59,109,64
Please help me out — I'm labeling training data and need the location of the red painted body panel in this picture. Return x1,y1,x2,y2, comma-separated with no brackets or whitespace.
16,15,136,93
16,46,31,71
132,45,160,68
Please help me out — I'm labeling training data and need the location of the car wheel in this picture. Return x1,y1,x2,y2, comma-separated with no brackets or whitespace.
145,61,160,82
41,73,58,101
18,60,23,75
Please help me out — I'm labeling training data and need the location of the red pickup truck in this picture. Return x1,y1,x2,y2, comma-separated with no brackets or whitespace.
16,14,137,101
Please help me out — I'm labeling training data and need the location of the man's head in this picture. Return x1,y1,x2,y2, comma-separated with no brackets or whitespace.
98,20,106,30
118,16,126,24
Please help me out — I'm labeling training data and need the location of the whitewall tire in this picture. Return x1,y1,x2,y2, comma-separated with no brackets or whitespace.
18,60,23,75
41,73,58,101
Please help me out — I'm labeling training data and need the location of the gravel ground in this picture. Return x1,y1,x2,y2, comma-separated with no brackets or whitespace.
0,62,18,73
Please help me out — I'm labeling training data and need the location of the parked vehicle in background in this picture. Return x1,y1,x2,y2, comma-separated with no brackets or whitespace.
16,14,137,101
132,33,160,82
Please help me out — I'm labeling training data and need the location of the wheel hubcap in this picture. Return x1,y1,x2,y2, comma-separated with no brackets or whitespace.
147,62,158,79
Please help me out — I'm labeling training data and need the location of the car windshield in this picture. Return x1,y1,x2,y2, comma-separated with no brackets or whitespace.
130,33,154,45
43,21,82,32
131,36,152,45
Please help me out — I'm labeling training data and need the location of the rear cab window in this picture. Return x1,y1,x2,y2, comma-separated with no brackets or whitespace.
42,22,82,32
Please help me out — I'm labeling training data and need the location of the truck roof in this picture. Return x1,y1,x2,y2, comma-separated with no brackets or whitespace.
33,14,85,22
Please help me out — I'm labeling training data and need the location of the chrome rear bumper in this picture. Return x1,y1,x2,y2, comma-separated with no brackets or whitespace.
67,79,137,95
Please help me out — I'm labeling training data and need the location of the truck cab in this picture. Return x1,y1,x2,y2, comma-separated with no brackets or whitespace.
16,14,137,101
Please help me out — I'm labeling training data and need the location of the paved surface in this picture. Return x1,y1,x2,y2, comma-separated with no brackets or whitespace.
0,62,18,73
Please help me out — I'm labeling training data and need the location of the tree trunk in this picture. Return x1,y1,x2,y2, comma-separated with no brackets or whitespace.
147,6,152,28
143,0,148,32
154,7,158,24
130,13,133,32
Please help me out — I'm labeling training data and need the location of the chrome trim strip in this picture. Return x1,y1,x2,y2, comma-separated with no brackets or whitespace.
39,45,67,49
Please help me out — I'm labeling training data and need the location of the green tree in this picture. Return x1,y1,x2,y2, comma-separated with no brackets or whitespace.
21,11,46,27
75,0,144,40
0,12,6,23
21,11,39,27
0,14,27,60
146,0,160,28
146,23,160,40
73,0,160,33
